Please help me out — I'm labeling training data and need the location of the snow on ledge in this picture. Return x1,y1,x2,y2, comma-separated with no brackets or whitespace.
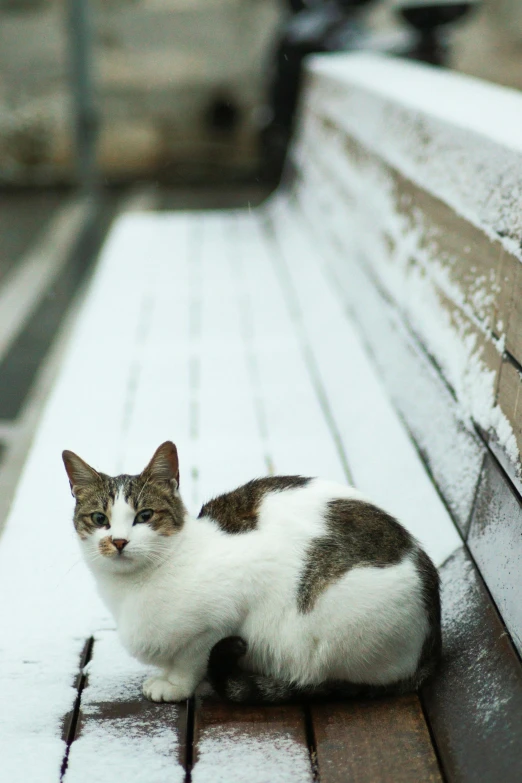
306,53,522,255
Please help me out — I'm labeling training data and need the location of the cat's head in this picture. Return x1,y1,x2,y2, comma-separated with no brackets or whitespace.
62,441,185,573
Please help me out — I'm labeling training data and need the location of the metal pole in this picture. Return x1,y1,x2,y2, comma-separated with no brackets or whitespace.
67,0,100,199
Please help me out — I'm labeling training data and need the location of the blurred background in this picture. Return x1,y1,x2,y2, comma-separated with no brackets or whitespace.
1,0,522,191
0,0,522,526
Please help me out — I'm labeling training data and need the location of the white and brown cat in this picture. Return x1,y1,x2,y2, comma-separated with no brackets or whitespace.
63,441,440,704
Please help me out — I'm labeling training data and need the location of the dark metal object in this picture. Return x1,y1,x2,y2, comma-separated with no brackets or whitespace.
261,0,374,182
398,2,476,65
67,0,100,197
262,0,477,182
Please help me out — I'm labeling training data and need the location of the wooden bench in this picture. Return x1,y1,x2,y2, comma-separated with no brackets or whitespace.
1,54,522,783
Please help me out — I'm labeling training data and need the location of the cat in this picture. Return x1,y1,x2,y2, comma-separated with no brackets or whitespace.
62,440,441,705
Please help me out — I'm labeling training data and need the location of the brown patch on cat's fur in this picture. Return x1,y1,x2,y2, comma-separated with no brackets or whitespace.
297,499,414,613
199,476,311,533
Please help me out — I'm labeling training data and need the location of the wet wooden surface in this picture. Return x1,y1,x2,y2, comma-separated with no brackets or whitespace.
294,96,522,781
496,359,522,481
192,696,313,782
467,453,522,656
312,695,441,783
422,546,522,783
504,258,522,367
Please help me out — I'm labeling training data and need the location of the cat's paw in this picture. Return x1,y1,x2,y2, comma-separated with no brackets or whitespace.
142,675,193,703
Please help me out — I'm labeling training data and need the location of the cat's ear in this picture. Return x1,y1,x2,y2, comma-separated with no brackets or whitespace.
141,441,180,489
62,450,101,497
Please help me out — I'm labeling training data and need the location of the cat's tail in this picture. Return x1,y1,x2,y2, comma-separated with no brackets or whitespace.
207,637,427,705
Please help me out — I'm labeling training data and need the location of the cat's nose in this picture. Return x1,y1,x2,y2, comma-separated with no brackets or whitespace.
112,538,128,553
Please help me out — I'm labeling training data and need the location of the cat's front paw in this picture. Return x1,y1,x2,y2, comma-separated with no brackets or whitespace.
142,675,193,703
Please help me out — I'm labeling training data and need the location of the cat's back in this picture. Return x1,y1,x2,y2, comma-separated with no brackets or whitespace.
198,476,370,538
198,475,426,590
199,477,439,687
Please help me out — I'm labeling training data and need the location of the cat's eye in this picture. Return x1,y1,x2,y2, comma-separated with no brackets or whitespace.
134,509,154,525
91,512,108,527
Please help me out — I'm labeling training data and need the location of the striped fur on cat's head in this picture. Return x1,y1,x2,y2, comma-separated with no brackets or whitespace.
62,441,185,572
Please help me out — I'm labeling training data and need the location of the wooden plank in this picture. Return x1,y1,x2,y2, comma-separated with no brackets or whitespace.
267,198,461,567
505,258,522,368
422,545,522,783
467,452,522,655
312,696,441,783
302,55,522,271
114,213,200,506
231,211,349,483
195,212,267,502
192,694,313,783
299,118,506,385
295,157,486,534
496,358,522,478
300,105,508,333
64,630,186,783
0,212,165,783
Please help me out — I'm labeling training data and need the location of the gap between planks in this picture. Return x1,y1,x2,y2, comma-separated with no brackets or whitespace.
60,637,94,781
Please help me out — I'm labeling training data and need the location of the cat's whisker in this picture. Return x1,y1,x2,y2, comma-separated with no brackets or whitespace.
138,551,166,566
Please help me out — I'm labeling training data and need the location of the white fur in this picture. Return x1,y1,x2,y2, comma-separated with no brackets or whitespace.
79,480,430,702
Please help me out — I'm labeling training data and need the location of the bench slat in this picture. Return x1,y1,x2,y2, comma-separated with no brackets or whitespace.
192,697,313,783
294,138,486,534
231,211,348,482
312,695,441,783
265,198,461,568
64,630,186,783
192,212,268,502
423,546,522,783
468,452,522,655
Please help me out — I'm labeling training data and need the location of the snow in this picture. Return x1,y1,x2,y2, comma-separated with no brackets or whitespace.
193,728,312,783
265,199,461,565
0,215,194,782
440,549,514,729
467,462,522,655
0,201,462,779
307,53,522,251
294,68,520,473
299,211,486,529
64,631,184,783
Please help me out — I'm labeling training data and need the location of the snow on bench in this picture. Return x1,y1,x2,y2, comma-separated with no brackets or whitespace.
298,52,522,504
4,50,522,783
0,200,458,781
294,51,522,780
